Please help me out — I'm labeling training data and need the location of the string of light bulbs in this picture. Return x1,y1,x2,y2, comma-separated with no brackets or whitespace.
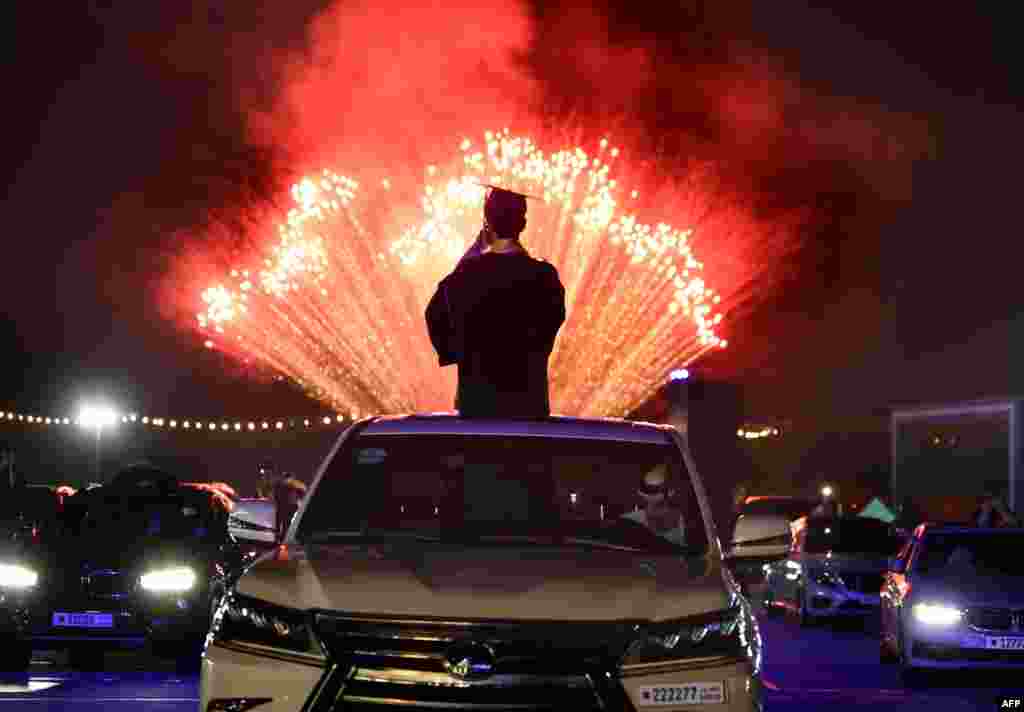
3,410,783,438
0,410,352,432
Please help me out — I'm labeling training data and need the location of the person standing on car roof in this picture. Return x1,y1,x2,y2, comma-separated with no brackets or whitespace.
426,186,566,418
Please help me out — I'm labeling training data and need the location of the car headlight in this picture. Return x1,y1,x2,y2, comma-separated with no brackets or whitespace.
0,563,39,589
211,591,326,664
620,606,755,672
139,566,196,593
811,570,842,587
913,603,963,626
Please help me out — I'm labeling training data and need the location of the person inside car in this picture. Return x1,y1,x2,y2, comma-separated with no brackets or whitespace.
620,464,686,547
973,491,1019,528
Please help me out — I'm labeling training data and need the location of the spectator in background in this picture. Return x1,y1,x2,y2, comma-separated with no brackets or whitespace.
973,491,1019,528
2,446,23,489
256,462,276,499
274,477,308,542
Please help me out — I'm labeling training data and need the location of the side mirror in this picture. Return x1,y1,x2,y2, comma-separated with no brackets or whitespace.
228,502,278,548
888,557,906,574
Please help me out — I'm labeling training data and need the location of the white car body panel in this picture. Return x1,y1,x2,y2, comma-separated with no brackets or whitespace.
204,415,760,712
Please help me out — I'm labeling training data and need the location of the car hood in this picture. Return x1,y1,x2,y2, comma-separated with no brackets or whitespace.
803,553,888,573
913,573,1024,608
41,536,206,576
236,543,730,622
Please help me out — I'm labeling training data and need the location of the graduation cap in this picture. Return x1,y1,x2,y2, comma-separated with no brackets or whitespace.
477,183,542,201
475,183,540,231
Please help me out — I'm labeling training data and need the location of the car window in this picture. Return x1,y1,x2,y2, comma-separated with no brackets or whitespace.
78,490,218,543
914,532,1024,576
803,519,894,555
298,433,708,555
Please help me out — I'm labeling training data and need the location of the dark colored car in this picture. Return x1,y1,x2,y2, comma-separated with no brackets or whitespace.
0,469,248,671
764,515,900,625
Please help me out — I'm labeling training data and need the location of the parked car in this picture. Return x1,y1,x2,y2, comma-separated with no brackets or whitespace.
228,498,278,549
881,523,1024,682
0,466,249,671
764,515,897,626
725,497,814,596
202,414,763,712
726,513,797,596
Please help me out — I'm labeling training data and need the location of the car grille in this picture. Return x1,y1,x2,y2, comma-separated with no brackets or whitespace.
965,608,1024,633
914,642,1024,664
839,573,883,595
83,570,132,599
308,614,638,711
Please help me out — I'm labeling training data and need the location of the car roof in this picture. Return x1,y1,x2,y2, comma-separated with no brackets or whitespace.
359,414,676,444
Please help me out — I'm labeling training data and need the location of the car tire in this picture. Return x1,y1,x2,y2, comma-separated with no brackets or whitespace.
68,645,104,671
880,634,897,663
897,625,925,686
0,641,32,673
152,636,204,674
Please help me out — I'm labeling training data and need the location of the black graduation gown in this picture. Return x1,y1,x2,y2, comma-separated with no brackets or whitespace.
425,250,566,418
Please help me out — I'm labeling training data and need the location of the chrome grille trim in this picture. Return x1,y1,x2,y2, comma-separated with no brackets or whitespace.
351,669,593,689
312,614,627,710
82,569,132,600
340,697,558,709
965,607,1020,633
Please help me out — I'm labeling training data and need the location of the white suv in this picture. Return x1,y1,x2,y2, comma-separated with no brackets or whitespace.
200,415,762,712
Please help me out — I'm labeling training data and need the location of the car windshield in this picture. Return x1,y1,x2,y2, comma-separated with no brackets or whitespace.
75,490,217,543
298,433,708,555
914,531,1024,576
804,518,895,554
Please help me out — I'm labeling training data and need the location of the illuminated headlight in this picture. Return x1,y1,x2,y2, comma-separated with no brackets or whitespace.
212,592,326,663
784,560,801,581
620,606,753,671
0,563,39,589
139,566,196,592
913,603,963,626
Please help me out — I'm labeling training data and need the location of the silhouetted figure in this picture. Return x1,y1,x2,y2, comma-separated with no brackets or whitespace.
274,477,307,542
426,186,566,417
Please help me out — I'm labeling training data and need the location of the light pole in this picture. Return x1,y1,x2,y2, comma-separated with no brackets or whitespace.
77,404,119,483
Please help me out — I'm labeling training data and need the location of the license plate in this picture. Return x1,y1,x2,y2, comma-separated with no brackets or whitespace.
986,636,1024,650
637,683,725,706
52,612,114,628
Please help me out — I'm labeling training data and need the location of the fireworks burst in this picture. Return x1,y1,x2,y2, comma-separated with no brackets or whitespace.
192,129,731,418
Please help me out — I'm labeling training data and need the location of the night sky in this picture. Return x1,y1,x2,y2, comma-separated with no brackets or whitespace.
2,1,1019,422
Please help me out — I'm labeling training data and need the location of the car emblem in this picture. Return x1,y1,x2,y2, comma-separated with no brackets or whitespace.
443,640,496,681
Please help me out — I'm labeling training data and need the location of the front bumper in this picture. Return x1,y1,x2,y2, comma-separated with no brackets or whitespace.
907,623,1024,669
2,590,209,649
202,640,760,712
